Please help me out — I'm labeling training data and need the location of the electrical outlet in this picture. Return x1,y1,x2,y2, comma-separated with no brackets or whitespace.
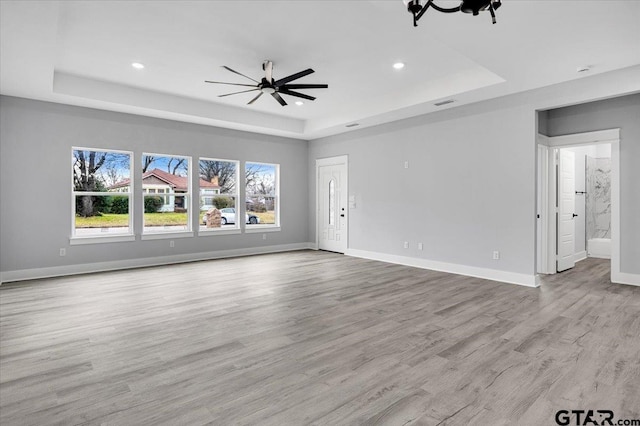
403,241,409,249
170,240,175,248
418,242,423,250
263,234,267,240
59,248,66,257
493,250,500,260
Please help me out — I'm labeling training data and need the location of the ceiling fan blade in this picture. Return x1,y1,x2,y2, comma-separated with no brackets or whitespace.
248,92,263,105
279,89,316,101
221,66,260,83
274,68,314,87
205,80,257,87
218,88,259,98
263,61,273,83
271,92,287,106
280,83,328,90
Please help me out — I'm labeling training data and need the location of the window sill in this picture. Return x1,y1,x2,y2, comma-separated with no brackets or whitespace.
244,226,281,233
70,234,136,245
141,231,194,241
198,228,242,236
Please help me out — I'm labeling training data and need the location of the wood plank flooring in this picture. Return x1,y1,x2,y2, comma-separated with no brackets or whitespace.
1,251,639,425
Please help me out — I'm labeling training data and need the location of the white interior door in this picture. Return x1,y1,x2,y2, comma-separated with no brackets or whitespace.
557,149,576,272
318,161,347,253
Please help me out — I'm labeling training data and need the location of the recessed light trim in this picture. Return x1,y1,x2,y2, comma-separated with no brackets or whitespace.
131,62,145,70
393,62,405,70
295,101,304,106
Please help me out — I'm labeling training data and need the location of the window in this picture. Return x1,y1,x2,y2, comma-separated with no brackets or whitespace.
199,158,239,232
141,153,191,235
245,162,279,228
329,179,335,226
72,148,133,241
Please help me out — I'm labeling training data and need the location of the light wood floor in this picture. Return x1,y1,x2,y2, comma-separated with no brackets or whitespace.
1,251,639,425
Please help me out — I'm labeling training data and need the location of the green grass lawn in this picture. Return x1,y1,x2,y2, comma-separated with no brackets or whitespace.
250,211,275,224
76,210,276,227
76,212,188,228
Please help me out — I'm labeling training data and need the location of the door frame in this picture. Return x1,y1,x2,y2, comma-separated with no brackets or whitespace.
315,155,349,252
537,128,620,281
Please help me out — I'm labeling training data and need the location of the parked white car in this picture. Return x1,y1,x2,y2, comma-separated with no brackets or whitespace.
202,207,260,225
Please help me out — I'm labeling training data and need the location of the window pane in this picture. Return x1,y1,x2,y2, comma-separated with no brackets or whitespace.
246,195,276,225
329,179,335,226
142,154,190,233
144,194,189,232
74,195,130,236
246,162,278,227
199,158,239,231
73,150,131,193
199,159,236,195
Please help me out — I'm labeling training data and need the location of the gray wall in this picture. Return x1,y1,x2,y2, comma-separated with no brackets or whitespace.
546,93,640,274
308,90,639,278
309,100,537,275
0,96,309,274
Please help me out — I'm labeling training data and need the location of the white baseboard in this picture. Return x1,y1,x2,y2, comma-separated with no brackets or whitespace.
0,242,316,284
345,249,539,288
611,271,640,287
574,251,588,263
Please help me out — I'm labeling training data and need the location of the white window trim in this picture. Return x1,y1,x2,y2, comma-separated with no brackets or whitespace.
245,161,280,229
71,147,134,242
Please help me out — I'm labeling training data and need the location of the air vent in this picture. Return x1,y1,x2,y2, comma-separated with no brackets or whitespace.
345,123,359,128
434,99,455,106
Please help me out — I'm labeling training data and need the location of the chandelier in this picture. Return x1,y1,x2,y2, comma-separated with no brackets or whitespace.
403,0,502,27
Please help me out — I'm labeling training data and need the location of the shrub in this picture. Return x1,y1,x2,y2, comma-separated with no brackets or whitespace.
144,196,164,213
213,196,234,209
110,196,129,214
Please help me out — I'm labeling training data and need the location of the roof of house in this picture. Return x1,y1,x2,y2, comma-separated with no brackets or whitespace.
109,168,219,191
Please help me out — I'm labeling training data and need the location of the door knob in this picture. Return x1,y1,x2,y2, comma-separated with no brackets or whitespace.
572,213,578,218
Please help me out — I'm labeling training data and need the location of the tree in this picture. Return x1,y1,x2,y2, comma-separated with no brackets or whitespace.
141,155,155,173
167,158,186,175
200,160,237,193
74,150,108,217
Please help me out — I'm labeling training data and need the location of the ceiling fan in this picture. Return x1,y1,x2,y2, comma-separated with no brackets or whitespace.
205,61,328,106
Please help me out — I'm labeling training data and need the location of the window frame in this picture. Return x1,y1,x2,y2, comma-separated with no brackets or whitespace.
70,146,135,245
244,161,280,232
140,152,193,239
198,157,241,235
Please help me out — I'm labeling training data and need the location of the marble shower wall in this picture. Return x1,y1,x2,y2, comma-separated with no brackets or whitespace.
586,156,611,239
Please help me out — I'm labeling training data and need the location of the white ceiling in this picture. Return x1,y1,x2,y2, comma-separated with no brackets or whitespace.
1,1,639,140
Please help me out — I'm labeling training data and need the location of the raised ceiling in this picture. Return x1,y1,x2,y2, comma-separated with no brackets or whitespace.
1,1,639,139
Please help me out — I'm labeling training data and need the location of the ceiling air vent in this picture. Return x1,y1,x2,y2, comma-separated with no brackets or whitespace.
434,99,455,106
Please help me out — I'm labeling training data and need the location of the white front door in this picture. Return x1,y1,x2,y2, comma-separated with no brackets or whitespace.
318,159,347,253
557,149,576,272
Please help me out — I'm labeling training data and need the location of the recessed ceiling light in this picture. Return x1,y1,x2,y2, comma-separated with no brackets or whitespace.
393,62,405,70
295,101,304,106
131,62,145,70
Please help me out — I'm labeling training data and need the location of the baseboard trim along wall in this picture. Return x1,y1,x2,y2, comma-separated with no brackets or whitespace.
574,251,588,263
0,243,316,284
611,272,640,287
345,249,539,288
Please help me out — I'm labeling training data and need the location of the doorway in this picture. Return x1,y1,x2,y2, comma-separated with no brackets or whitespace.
536,129,620,281
316,156,348,253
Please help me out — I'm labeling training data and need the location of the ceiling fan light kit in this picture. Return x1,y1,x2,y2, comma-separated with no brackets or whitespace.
403,0,502,27
205,60,328,107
